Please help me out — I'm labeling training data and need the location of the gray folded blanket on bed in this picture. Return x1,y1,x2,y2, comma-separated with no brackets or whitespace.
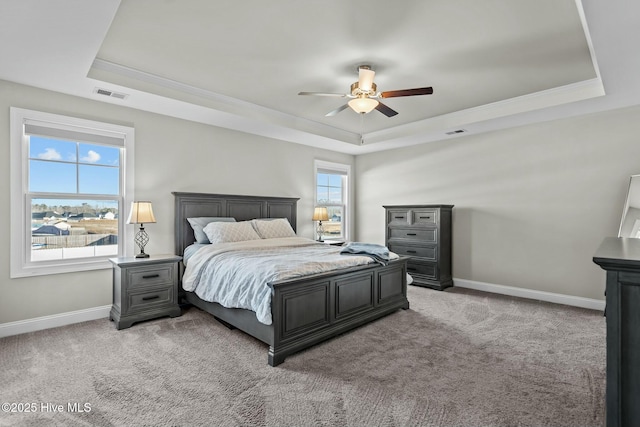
340,242,393,265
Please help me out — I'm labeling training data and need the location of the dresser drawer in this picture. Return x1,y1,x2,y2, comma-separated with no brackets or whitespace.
411,209,437,225
406,261,438,281
389,243,437,261
389,227,437,243
127,265,175,288
128,285,174,312
387,209,409,226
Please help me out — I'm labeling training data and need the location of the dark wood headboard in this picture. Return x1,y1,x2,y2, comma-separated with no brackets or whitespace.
172,192,299,255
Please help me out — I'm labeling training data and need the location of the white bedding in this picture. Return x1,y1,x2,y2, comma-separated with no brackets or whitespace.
182,237,395,325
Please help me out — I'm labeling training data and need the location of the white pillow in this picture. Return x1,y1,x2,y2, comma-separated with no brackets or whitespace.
187,217,236,244
203,221,261,244
252,218,296,239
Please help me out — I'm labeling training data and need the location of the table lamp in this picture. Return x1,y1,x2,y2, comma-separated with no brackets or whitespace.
127,201,156,258
312,207,329,242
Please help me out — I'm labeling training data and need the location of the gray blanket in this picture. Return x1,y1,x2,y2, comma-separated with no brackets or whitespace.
340,242,395,265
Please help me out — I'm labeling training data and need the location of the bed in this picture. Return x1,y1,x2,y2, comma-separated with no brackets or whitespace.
173,192,409,366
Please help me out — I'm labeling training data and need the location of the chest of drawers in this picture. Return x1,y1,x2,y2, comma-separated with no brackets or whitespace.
109,254,182,329
593,237,640,427
384,204,453,290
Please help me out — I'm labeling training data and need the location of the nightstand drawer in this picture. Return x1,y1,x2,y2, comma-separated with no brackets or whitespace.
389,227,437,242
128,285,174,312
411,209,437,225
389,243,437,261
128,265,175,287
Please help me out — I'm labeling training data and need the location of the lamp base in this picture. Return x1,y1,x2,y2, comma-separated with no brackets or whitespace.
134,225,150,259
316,220,325,243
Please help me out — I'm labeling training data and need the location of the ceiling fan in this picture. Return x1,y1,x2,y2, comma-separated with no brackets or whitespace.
298,65,433,117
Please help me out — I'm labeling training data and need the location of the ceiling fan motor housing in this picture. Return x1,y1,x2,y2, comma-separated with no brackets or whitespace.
350,81,377,97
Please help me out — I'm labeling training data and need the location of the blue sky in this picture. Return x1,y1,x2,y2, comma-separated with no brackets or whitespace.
29,136,120,209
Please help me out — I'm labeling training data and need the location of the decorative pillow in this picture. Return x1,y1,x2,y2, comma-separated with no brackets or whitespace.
252,218,296,239
187,217,236,244
203,220,262,244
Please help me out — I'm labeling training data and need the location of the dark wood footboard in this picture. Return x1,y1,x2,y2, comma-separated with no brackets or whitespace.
268,257,409,366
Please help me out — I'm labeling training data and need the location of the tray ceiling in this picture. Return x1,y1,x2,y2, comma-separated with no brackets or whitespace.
2,1,639,153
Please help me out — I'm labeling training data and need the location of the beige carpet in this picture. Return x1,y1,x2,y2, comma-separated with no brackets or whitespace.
0,286,605,427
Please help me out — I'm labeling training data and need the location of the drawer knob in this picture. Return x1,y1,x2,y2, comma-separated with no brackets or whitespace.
142,295,160,301
420,216,431,219
395,216,405,219
142,274,160,279
407,250,417,254
406,233,417,236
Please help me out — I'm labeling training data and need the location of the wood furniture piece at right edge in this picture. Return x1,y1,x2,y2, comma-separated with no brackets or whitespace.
384,204,453,290
593,237,640,427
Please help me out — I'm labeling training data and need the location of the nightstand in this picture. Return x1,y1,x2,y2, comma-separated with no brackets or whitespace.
109,254,182,330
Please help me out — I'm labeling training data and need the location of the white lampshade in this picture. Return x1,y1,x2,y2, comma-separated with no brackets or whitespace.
348,96,379,114
312,207,329,221
127,201,156,224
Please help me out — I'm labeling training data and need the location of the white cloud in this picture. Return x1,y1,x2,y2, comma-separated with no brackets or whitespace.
80,150,101,163
37,148,62,160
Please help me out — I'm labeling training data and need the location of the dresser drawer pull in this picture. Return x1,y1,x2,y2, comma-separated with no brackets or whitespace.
407,267,417,272
420,216,431,219
407,250,417,254
406,233,417,236
142,295,160,301
142,274,160,279
395,216,405,219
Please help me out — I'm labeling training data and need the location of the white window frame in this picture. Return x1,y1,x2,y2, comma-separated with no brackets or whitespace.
10,107,135,278
314,160,352,241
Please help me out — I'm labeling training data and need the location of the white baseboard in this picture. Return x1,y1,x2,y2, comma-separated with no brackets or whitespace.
0,305,111,339
453,278,606,311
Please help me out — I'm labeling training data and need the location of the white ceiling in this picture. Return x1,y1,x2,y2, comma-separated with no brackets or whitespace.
1,1,639,154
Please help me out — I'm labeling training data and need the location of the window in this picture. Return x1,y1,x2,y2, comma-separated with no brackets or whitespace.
10,108,134,277
314,160,351,241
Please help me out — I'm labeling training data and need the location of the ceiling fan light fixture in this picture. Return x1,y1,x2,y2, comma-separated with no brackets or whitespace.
348,96,379,114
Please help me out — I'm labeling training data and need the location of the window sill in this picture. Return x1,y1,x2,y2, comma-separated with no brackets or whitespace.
11,258,113,278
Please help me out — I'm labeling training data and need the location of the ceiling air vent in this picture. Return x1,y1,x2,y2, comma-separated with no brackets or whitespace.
445,129,466,135
94,87,129,100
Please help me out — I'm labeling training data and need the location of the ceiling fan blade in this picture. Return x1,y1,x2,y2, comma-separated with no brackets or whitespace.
380,87,434,98
358,67,376,92
325,104,349,117
375,102,398,117
298,91,347,97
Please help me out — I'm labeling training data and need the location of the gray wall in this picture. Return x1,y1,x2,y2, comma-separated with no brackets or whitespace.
3,77,638,325
356,106,640,300
0,80,354,324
